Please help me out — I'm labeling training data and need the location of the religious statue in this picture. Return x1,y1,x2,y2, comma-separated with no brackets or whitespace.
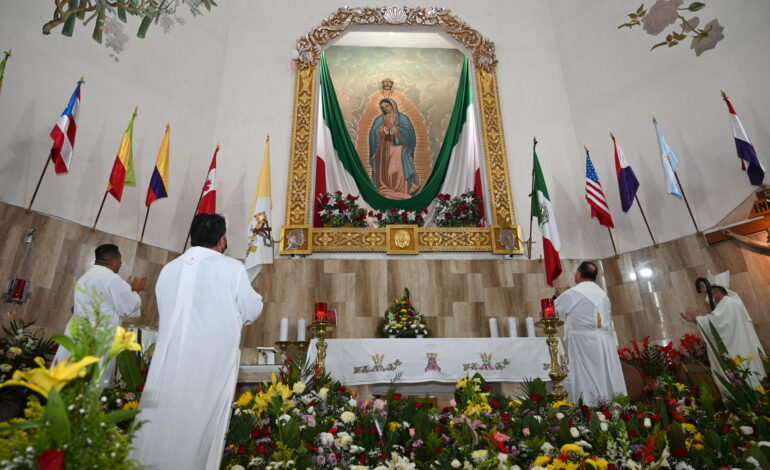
368,96,418,199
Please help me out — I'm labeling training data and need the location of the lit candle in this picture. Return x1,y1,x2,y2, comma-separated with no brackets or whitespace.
526,316,536,337
297,319,306,341
279,318,289,342
507,317,517,337
326,309,337,326
488,317,499,338
540,298,555,318
314,302,327,323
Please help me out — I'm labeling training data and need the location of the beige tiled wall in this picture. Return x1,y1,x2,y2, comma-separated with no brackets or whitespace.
1,202,767,354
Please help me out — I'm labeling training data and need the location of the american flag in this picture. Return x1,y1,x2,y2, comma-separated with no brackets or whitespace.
50,79,83,174
585,149,614,228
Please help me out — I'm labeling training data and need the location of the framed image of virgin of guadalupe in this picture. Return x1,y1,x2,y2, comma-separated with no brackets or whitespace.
280,7,522,255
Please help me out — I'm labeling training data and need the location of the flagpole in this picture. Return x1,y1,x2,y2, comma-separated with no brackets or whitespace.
25,152,53,214
182,143,219,252
633,195,658,248
674,171,700,234
90,190,109,232
606,227,619,257
527,137,537,259
139,205,151,245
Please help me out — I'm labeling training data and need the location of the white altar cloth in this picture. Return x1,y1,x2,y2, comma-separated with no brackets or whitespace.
306,337,563,386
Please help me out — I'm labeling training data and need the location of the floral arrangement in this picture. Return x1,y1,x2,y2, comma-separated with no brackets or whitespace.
434,191,484,228
369,208,427,228
678,333,709,366
618,2,725,56
0,290,144,469
0,321,57,413
317,192,369,228
617,336,680,380
222,343,770,470
377,288,430,338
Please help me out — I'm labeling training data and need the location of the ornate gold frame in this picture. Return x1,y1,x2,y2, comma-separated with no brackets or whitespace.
280,6,521,256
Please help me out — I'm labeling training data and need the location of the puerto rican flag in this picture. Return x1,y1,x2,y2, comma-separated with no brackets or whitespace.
50,79,83,174
197,146,217,214
722,91,764,186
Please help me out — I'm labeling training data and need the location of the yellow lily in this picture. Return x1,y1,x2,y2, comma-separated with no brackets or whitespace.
236,390,253,407
107,326,142,359
559,443,586,455
0,356,101,398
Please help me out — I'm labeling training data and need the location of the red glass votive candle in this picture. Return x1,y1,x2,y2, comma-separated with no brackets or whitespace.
314,302,328,323
11,279,26,300
326,309,337,325
540,298,555,318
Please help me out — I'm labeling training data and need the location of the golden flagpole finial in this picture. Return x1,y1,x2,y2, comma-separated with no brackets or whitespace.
584,145,589,153
652,116,657,124
216,142,220,149
79,75,85,83
166,123,170,130
720,90,728,100
3,50,10,58
266,134,270,143
609,131,615,140
533,136,538,146
133,106,138,115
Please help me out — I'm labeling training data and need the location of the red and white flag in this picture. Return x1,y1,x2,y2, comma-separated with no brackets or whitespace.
50,79,83,174
197,146,217,214
585,148,614,228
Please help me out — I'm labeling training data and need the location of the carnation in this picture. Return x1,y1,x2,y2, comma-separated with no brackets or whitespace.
341,411,356,424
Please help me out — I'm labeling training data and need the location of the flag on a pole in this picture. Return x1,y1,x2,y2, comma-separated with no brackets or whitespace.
585,148,614,228
0,50,11,95
612,133,640,212
245,138,273,281
722,91,764,186
653,118,683,199
106,109,137,201
531,140,561,286
145,124,170,207
197,146,218,214
50,79,83,174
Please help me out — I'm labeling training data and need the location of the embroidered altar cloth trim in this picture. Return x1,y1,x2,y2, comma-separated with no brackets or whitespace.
306,337,563,386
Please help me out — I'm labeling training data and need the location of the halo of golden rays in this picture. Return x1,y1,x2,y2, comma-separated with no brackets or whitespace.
355,88,431,196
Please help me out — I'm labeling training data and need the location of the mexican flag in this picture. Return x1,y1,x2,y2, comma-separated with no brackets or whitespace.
531,140,561,285
313,53,484,225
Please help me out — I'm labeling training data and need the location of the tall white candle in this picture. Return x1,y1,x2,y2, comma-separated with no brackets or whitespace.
507,317,518,338
526,316,536,337
297,319,306,342
279,318,289,342
488,317,499,338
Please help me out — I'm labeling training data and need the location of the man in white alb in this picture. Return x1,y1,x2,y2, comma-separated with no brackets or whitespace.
554,261,627,405
681,285,766,393
53,244,147,388
131,213,264,470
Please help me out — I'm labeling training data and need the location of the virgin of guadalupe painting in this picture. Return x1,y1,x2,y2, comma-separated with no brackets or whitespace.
369,97,418,199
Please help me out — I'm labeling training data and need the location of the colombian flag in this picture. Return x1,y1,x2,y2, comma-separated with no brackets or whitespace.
106,109,137,201
146,124,170,207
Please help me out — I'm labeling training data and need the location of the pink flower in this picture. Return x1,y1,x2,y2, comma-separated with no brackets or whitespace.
449,398,457,407
522,427,530,436
409,428,415,437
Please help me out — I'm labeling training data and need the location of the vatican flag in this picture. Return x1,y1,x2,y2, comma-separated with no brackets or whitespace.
244,137,273,281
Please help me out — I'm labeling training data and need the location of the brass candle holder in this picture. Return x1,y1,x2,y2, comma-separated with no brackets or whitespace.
309,321,334,373
293,340,310,363
535,316,568,401
275,341,292,363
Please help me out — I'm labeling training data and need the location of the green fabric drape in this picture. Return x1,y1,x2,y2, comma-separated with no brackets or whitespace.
319,53,471,212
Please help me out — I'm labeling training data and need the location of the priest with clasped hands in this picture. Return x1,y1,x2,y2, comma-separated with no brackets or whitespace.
131,213,264,470
553,261,627,405
681,285,766,394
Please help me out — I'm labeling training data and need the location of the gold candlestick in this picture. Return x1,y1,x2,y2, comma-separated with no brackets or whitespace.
275,341,291,363
309,321,334,373
293,340,310,358
535,316,568,401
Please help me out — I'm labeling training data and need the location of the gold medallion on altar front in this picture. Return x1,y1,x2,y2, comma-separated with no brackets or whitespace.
386,225,419,254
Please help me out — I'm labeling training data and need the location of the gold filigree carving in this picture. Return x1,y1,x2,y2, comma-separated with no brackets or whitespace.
285,66,317,225
295,7,497,71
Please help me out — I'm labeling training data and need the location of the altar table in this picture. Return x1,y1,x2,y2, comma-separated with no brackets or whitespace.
306,337,563,387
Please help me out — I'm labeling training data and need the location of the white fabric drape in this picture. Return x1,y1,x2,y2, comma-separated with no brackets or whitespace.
131,247,263,470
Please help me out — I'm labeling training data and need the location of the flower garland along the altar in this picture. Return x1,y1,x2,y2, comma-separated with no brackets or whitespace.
377,288,430,338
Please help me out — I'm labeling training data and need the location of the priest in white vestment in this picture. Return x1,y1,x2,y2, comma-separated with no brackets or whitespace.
554,261,627,405
131,213,263,470
53,244,146,388
681,285,766,394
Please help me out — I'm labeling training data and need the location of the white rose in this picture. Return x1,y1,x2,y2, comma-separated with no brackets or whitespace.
319,388,329,400
451,460,462,468
600,422,608,431
740,426,754,436
348,398,357,407
555,412,564,420
292,381,306,394
341,411,356,424
644,417,652,428
570,426,580,438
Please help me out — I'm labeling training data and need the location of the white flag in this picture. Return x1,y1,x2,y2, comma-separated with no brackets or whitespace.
245,138,273,281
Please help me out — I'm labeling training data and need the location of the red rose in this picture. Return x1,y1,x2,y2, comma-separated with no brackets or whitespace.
483,384,491,392
445,212,453,219
722,424,731,433
390,208,398,213
370,427,377,435
261,426,270,435
335,191,343,195
620,413,632,421
328,427,338,434
140,369,148,376
414,401,423,409
358,455,367,464
501,412,511,422
559,452,569,461
251,428,261,439
376,213,383,220
305,443,318,453
673,446,687,458
434,448,442,454
237,445,247,455
337,386,347,394
136,384,144,392
530,393,542,402
434,425,443,433
37,450,66,470
257,444,267,455
392,393,402,401
358,212,367,221
627,429,637,438
489,398,501,409
346,194,357,201
337,201,349,211
354,426,364,435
